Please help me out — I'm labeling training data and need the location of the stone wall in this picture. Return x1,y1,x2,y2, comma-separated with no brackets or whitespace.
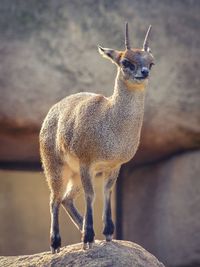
0,0,199,163
120,151,200,267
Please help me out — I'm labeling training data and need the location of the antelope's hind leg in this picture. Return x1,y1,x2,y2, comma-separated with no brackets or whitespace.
46,163,65,254
62,169,83,232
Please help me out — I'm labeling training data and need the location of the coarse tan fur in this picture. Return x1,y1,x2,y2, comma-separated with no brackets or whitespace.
39,23,154,253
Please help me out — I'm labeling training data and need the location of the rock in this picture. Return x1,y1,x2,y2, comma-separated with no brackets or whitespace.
0,0,199,163
120,150,200,267
0,240,165,267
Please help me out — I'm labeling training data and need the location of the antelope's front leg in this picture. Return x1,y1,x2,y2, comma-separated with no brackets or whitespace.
103,168,120,241
80,165,95,249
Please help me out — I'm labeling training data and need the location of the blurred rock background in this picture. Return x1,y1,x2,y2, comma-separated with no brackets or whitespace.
0,1,199,266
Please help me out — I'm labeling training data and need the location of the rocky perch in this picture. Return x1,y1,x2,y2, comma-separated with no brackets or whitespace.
0,240,165,267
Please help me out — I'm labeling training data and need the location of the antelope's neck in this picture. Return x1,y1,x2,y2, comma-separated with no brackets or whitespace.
110,70,146,117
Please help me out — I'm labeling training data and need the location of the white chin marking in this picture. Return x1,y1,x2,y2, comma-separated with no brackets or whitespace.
134,78,145,84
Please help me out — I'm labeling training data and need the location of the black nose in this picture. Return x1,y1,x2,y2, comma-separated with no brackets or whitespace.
141,67,149,78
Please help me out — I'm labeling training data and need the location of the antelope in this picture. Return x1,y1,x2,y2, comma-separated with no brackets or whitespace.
39,23,154,253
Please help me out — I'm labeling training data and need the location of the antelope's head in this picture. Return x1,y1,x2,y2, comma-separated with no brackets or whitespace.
98,23,155,86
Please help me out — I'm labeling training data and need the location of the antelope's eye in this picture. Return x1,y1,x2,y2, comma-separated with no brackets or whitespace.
149,63,154,70
121,60,135,71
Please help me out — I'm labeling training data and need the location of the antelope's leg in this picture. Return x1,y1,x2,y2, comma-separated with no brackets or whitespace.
46,163,64,254
50,194,62,253
103,168,120,241
62,173,83,232
80,164,95,249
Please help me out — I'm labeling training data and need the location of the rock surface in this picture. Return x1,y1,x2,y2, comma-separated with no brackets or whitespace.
0,0,199,163
121,150,200,267
0,240,165,267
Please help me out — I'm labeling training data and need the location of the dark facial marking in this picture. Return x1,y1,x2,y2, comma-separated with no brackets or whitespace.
121,59,136,71
149,62,154,70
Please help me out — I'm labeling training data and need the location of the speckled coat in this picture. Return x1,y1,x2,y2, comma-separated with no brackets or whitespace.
40,71,146,178
39,23,154,252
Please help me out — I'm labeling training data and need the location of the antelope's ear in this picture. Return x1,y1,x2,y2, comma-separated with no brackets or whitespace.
98,46,121,65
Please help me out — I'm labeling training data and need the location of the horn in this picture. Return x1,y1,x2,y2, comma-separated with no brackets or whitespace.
143,25,152,51
125,22,131,50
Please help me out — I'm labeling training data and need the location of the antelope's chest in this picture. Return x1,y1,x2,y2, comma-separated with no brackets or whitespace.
100,116,143,162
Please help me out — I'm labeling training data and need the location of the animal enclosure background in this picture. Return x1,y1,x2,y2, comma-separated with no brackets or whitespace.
0,1,199,267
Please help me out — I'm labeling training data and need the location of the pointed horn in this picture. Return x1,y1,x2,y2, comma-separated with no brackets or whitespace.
125,22,131,50
143,25,152,51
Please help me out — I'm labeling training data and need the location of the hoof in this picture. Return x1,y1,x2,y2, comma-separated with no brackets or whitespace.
50,233,61,254
82,227,95,244
50,246,61,254
89,241,94,249
82,241,95,250
103,220,114,239
83,242,88,250
105,235,113,242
